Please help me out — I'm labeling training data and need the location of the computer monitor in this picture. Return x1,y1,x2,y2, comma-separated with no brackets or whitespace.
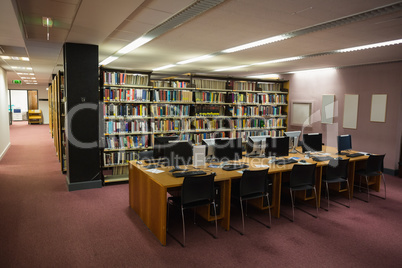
337,134,352,154
164,140,193,171
265,136,290,158
214,138,243,162
284,131,301,153
153,136,179,159
246,135,270,157
202,138,216,160
302,133,323,152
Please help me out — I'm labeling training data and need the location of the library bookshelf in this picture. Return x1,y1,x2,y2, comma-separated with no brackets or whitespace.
99,68,289,184
49,71,67,173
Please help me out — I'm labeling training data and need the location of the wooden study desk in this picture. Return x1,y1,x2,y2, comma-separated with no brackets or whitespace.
129,146,374,246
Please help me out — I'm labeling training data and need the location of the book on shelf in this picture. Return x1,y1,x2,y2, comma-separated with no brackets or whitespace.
193,105,225,116
105,135,149,149
195,91,225,103
150,104,190,117
153,89,193,102
103,71,149,86
193,78,227,89
150,118,191,132
103,103,148,117
233,81,257,91
105,119,148,134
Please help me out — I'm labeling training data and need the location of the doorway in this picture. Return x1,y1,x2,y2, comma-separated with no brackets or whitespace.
9,89,38,121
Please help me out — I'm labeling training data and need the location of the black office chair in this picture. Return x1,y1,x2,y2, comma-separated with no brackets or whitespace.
167,173,217,247
284,163,318,222
138,150,154,160
322,159,350,210
231,169,271,235
355,154,386,202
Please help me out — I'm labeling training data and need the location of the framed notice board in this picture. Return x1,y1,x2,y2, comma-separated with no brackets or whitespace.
343,94,359,129
370,94,387,122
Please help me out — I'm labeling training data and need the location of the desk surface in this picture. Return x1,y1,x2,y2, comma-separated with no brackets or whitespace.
131,146,368,188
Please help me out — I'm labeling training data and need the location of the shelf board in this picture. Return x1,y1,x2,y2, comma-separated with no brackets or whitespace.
103,84,152,89
104,174,129,183
104,100,151,104
104,147,152,152
105,132,153,136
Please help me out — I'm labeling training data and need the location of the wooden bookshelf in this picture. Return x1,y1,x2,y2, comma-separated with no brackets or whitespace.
49,71,66,173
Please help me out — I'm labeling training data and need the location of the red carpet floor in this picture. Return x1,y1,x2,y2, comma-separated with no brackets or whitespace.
1,122,402,267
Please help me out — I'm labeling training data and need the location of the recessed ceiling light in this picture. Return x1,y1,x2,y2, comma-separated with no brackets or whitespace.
99,56,118,66
117,37,152,55
177,54,214,65
214,65,248,72
153,64,176,71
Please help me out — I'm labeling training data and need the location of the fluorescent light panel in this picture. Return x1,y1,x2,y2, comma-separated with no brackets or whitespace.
336,39,402,53
99,56,118,66
117,37,153,55
153,64,176,71
222,35,289,53
177,54,214,65
214,65,248,72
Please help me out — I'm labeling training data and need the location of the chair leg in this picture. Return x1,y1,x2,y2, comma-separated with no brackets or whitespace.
266,193,271,227
181,207,186,247
240,197,245,234
346,180,351,208
365,176,370,202
213,200,218,238
289,189,295,222
325,182,330,211
313,186,318,218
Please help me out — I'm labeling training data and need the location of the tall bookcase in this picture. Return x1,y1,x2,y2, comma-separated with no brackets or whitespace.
49,71,66,173
100,68,153,183
99,69,289,184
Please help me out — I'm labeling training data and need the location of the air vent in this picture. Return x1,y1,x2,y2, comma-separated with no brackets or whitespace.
145,0,224,39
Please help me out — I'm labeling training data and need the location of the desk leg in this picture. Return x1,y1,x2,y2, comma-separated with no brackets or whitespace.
272,173,282,218
221,179,231,231
129,164,167,246
348,162,356,199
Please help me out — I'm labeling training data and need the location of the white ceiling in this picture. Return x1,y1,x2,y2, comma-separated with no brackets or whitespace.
1,0,402,89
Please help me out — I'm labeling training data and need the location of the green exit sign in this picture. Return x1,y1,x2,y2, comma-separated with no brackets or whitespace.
12,80,22,84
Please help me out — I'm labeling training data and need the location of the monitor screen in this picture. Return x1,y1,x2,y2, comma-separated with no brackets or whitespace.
284,131,301,153
202,138,215,158
302,133,323,152
246,135,270,156
265,136,289,158
153,136,179,159
337,134,352,153
164,140,193,167
214,138,242,162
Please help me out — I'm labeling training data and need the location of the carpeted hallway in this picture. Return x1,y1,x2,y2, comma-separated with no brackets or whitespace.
1,122,402,267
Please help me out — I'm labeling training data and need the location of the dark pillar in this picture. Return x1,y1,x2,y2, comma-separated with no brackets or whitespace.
63,43,101,191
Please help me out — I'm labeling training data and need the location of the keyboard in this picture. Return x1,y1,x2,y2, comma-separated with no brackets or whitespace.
144,159,167,164
222,164,249,171
275,158,298,165
172,170,207,178
346,152,364,158
144,164,160,169
312,156,334,162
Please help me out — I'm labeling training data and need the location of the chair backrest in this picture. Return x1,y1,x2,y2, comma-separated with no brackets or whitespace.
240,169,269,198
181,173,216,206
365,154,385,174
138,150,154,160
289,163,317,188
327,158,349,180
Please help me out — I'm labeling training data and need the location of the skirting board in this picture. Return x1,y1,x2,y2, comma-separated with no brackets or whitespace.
0,142,11,162
66,176,102,191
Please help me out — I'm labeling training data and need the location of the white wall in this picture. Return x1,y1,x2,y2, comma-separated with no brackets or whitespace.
0,67,11,161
